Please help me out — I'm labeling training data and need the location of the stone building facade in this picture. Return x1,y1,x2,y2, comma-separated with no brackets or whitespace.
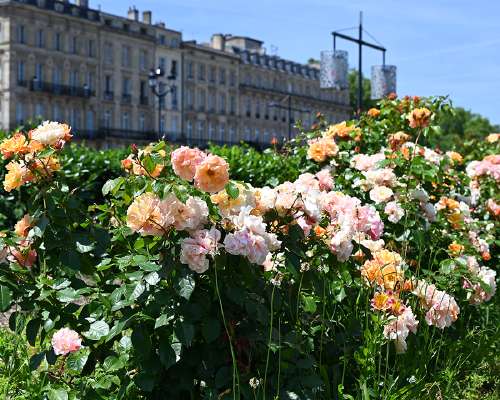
0,0,350,147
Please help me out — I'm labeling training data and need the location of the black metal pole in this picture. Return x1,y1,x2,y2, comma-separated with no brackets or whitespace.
358,11,363,114
158,94,161,141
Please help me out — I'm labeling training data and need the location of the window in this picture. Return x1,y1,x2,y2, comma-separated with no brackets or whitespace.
35,103,44,118
171,86,178,110
105,75,113,92
16,102,24,124
35,63,44,81
103,110,112,128
36,29,44,48
208,92,215,112
17,25,25,44
197,63,205,81
140,81,147,101
229,126,236,141
70,70,78,87
198,89,205,111
187,61,194,79
86,110,95,131
171,116,178,133
219,68,226,84
122,46,131,67
54,32,62,51
186,88,193,109
208,122,215,140
52,67,62,86
229,70,236,86
187,120,193,139
209,66,216,83
244,127,251,141
230,95,236,114
197,120,205,139
159,34,166,45
122,78,131,95
159,57,166,72
72,109,81,129
245,97,251,117
170,60,178,77
139,50,147,71
53,104,61,121
219,94,226,114
121,112,130,130
139,113,145,131
104,43,113,64
219,123,225,141
71,36,78,54
88,39,95,57
17,61,25,83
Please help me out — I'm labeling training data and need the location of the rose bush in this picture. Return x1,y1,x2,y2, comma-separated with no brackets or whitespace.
0,95,497,399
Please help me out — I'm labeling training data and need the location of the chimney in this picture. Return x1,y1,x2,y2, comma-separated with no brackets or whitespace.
156,21,166,28
127,6,139,21
211,33,226,51
142,11,152,24
75,0,88,7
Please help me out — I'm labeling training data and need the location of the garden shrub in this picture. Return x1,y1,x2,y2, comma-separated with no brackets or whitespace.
0,97,498,399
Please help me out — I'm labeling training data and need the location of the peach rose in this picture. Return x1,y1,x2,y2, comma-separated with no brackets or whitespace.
307,137,338,163
194,154,230,193
126,193,174,236
0,133,28,159
14,214,32,238
3,161,33,192
408,108,431,129
51,328,82,355
29,121,72,146
171,146,207,181
367,108,380,118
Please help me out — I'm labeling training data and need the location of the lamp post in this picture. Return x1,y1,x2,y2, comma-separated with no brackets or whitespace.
332,11,388,113
269,96,310,142
148,66,177,141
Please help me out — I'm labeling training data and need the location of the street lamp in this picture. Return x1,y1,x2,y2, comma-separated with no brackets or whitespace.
268,96,310,142
148,65,177,141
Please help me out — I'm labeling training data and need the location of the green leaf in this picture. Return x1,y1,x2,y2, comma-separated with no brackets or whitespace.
66,349,89,373
131,328,152,355
201,319,220,343
0,285,13,312
102,177,124,196
158,341,176,369
29,352,45,371
139,262,162,272
83,320,110,341
47,388,68,400
176,275,195,300
225,181,240,199
155,314,173,329
175,321,195,347
301,295,317,313
103,355,126,372
26,318,41,346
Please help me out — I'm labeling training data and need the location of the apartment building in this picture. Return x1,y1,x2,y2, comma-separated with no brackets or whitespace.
0,0,351,147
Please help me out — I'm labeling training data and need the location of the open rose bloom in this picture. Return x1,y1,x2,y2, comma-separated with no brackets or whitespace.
51,328,82,356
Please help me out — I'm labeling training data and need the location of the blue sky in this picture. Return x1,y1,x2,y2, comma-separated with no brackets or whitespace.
101,0,500,124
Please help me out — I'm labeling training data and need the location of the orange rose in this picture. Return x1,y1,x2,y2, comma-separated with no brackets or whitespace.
14,214,32,238
408,107,431,128
367,108,380,118
448,242,464,256
0,133,28,159
194,155,230,193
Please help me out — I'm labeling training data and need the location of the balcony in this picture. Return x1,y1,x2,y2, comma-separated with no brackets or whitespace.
99,128,157,141
27,80,95,98
103,91,114,101
121,93,132,104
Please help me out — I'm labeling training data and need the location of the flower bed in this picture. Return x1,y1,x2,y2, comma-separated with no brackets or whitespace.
0,96,498,399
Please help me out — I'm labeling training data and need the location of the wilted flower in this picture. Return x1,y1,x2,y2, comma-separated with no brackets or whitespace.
51,328,82,355
407,108,431,128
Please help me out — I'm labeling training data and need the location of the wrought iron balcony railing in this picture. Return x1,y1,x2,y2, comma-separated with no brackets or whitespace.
25,80,95,98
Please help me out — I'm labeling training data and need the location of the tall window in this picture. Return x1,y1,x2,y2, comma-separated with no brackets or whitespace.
197,120,205,140
229,70,236,86
52,67,62,86
122,46,131,67
209,66,216,83
139,113,145,131
159,57,166,72
36,29,44,48
104,43,113,64
230,95,236,114
245,97,251,117
71,36,78,54
139,50,147,71
198,89,205,111
17,61,25,83
171,116,178,133
54,32,62,51
70,70,78,87
229,126,236,141
105,75,113,93
187,61,194,79
171,60,178,77
186,88,193,109
140,81,147,101
197,63,205,81
53,104,61,121
208,122,215,140
16,102,24,124
121,112,130,130
171,86,178,110
35,63,44,81
122,78,131,95
219,94,226,114
219,68,226,84
219,123,225,142
187,120,193,139
103,110,112,128
35,103,44,118
86,110,95,131
208,92,215,112
86,72,94,90
17,25,25,44
88,39,95,57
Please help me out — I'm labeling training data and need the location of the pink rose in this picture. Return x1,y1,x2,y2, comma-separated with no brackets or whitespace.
171,146,207,181
180,227,221,273
316,168,334,191
51,328,82,355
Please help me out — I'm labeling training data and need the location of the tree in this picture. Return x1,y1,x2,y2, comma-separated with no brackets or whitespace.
348,70,375,112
